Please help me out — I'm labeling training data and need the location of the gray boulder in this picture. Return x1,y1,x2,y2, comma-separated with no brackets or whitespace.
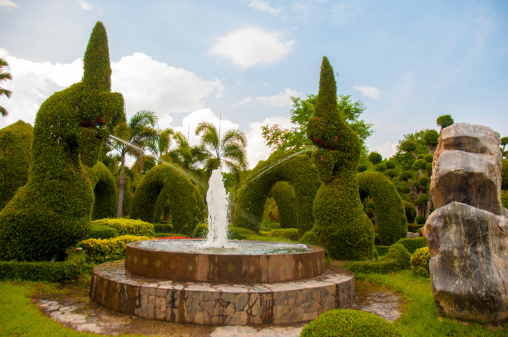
422,202,508,324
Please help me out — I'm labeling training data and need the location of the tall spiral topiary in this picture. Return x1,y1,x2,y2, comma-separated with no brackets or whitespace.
307,56,375,260
0,121,33,211
0,22,124,261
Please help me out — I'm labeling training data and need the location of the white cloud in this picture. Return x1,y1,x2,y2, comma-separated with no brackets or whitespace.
352,85,381,100
0,50,224,130
249,0,282,15
245,116,293,169
255,88,301,107
231,97,252,108
0,0,18,10
209,27,294,68
78,1,92,10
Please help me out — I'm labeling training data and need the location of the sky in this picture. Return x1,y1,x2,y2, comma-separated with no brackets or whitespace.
1,0,507,169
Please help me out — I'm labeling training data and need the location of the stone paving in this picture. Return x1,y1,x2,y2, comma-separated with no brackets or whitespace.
36,279,404,337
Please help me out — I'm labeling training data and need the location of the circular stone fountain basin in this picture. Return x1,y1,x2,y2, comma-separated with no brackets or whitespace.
125,240,325,283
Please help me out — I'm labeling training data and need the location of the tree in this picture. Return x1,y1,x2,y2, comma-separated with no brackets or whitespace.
112,110,158,217
423,129,439,153
436,114,454,131
195,122,247,182
262,94,373,154
0,58,13,117
501,137,508,160
368,151,382,164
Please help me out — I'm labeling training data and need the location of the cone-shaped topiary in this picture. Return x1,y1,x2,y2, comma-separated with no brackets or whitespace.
0,121,33,211
308,57,375,260
0,22,124,261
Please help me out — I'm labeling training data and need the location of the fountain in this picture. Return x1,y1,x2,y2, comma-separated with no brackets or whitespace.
90,167,355,325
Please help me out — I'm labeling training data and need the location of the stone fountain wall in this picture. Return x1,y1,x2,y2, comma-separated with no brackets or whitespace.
422,123,508,324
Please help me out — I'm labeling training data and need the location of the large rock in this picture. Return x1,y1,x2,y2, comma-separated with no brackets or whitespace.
431,123,503,215
422,202,508,324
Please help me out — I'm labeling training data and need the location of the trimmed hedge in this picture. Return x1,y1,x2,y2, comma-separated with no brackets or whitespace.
358,171,407,245
191,222,208,238
266,228,299,241
130,164,198,234
0,252,85,282
396,236,427,254
375,245,390,256
0,22,124,262
88,224,118,239
92,218,154,237
78,235,153,263
153,223,174,233
89,161,117,220
411,246,430,277
269,181,298,229
346,243,411,274
298,230,322,247
233,150,320,236
228,226,257,240
308,57,375,261
300,309,401,337
0,120,33,211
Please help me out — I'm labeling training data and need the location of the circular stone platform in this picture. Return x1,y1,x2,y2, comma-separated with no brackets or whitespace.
125,240,325,283
90,260,355,325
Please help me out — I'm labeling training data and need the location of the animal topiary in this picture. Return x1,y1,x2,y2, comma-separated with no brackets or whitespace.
358,171,407,245
300,308,401,337
0,22,124,261
0,120,33,211
307,57,375,260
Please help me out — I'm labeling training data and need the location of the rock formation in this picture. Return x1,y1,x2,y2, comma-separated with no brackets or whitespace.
422,123,508,324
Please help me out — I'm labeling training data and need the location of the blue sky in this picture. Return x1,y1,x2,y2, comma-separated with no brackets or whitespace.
1,0,507,168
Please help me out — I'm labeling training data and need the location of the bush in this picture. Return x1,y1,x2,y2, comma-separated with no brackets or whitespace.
0,251,85,282
269,181,298,229
415,215,426,224
403,202,416,223
424,154,434,163
346,244,411,274
267,228,299,241
357,164,368,172
78,235,153,263
300,308,401,337
407,224,423,233
298,230,322,247
387,169,398,178
368,152,383,165
375,163,387,172
90,162,117,220
92,218,154,237
413,159,427,171
411,247,431,277
399,172,412,181
385,161,396,169
153,223,173,233
375,245,390,256
228,226,257,240
414,194,429,207
417,175,430,187
88,224,118,239
191,222,208,238
396,236,427,254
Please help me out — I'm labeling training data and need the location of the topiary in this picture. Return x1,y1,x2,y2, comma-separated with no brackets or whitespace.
357,164,368,173
358,171,407,245
417,175,430,187
233,150,320,236
396,236,427,254
191,222,208,238
298,230,322,247
267,228,299,241
0,22,124,262
403,201,416,223
423,154,434,163
415,215,426,224
386,169,398,178
411,246,430,277
88,224,118,239
307,57,375,261
92,218,154,237
130,163,198,235
385,161,395,169
269,181,298,229
412,159,427,171
300,309,401,337
436,114,454,130
375,163,387,172
414,194,429,207
0,121,33,211
89,161,117,220
399,171,412,181
368,152,382,165
228,226,256,240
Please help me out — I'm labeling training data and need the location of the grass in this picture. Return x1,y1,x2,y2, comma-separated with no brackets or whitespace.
354,270,507,337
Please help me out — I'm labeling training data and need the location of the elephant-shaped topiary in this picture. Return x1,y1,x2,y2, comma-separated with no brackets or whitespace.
0,22,124,261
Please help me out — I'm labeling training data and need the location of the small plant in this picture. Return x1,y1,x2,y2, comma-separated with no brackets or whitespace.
300,308,401,337
411,246,431,277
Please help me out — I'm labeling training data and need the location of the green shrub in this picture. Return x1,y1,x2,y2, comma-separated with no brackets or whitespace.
385,161,396,169
130,163,198,234
407,224,423,233
269,181,298,229
417,175,430,187
415,215,426,224
399,171,412,181
413,159,427,171
368,152,383,165
233,150,320,236
228,226,257,240
0,252,85,282
424,154,434,163
415,194,429,207
358,164,368,172
387,169,398,178
89,161,117,220
375,245,390,256
267,228,299,241
92,218,154,237
396,236,427,254
0,121,33,211
403,202,416,223
153,223,173,233
0,22,124,262
346,243,411,274
298,230,322,247
300,308,401,337
308,57,374,261
358,171,407,245
376,163,387,172
88,224,118,239
411,246,431,277
191,222,208,238
78,235,153,263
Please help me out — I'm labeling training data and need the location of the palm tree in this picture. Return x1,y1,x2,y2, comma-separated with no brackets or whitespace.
112,110,158,217
195,122,248,182
0,58,13,117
